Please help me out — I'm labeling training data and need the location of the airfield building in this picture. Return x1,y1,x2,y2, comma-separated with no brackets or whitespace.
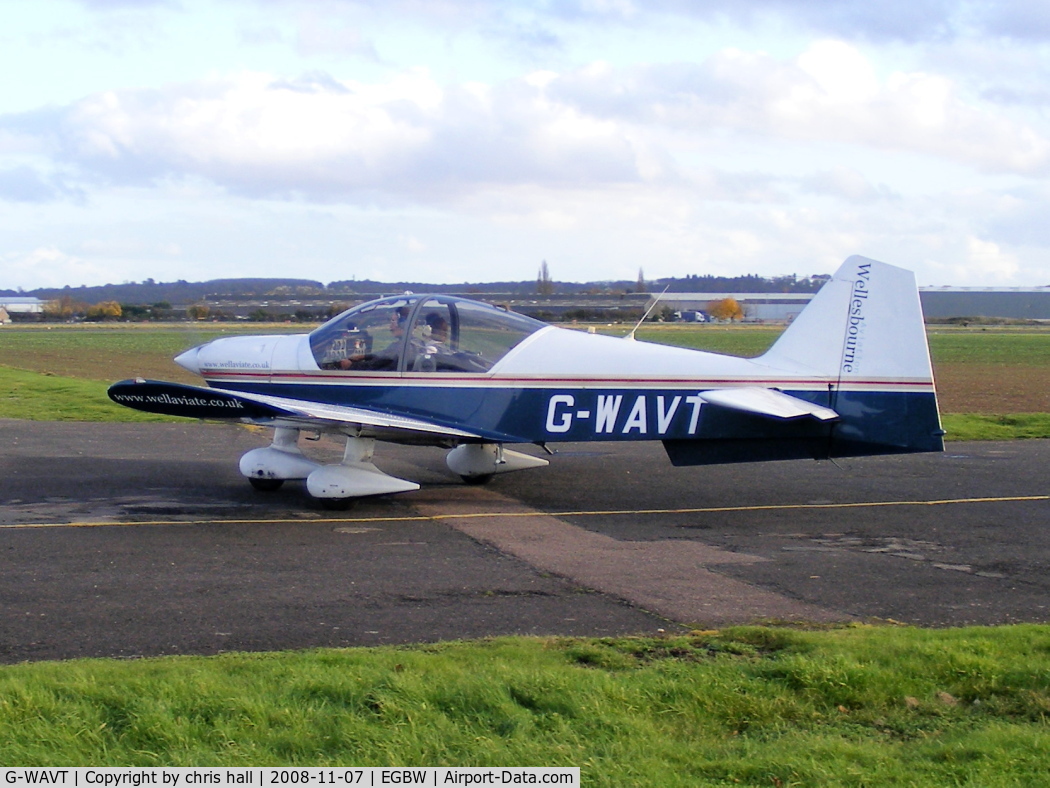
918,287,1050,320
647,287,1050,322
650,293,813,323
0,296,45,314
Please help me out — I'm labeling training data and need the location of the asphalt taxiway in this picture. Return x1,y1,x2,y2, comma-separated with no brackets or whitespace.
2,419,1048,663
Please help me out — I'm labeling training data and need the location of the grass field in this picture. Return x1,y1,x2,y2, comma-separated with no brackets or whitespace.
0,324,303,422
2,626,1050,783
0,323,302,384
2,322,1048,437
629,324,1050,416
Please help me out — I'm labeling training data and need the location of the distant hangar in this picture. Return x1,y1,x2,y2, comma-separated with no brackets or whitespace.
0,296,44,324
651,293,813,323
0,296,44,314
649,287,1050,322
918,287,1050,320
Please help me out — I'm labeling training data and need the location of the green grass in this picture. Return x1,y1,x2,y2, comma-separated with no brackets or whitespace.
5,322,1048,369
941,413,1050,441
926,328,1050,366
629,324,1050,366
2,324,1048,438
0,323,303,422
0,323,305,382
0,366,175,422
2,626,1049,783
626,324,783,356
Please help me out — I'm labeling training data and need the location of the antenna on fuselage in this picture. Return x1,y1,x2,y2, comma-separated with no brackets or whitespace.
625,286,669,341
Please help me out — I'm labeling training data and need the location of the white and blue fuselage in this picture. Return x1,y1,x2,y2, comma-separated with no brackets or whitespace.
110,256,943,502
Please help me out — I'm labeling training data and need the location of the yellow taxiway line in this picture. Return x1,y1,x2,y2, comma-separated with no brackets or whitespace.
0,494,1046,530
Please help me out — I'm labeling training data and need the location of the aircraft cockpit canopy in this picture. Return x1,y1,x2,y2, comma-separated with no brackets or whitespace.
309,295,547,373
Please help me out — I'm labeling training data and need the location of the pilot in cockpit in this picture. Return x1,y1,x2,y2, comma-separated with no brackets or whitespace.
335,306,412,370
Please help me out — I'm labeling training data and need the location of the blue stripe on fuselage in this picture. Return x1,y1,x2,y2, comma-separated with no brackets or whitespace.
209,379,942,453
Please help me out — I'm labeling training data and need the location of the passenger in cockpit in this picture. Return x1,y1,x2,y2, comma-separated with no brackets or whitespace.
425,313,449,347
412,313,453,372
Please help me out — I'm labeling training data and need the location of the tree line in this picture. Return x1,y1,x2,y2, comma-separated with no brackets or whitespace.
4,266,830,323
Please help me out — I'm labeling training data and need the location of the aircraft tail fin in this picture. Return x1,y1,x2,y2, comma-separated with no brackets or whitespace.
758,255,933,383
752,255,943,457
668,258,943,467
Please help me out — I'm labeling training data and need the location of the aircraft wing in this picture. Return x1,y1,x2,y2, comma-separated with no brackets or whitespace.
108,379,483,439
699,387,838,421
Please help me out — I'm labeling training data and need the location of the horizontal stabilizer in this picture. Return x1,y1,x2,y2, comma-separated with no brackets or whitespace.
700,387,838,421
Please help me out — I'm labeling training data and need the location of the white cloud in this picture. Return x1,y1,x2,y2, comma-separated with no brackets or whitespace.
919,235,1027,286
293,12,377,58
58,70,436,191
973,0,1050,41
550,42,1050,176
6,2,1050,290
801,165,896,203
231,0,1050,45
0,165,65,202
963,236,1019,281
5,37,1046,214
403,235,426,252
20,39,1044,215
796,39,880,101
2,246,105,290
42,68,649,200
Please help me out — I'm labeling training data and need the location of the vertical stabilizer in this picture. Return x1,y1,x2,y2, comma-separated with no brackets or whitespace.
759,255,934,385
753,255,943,457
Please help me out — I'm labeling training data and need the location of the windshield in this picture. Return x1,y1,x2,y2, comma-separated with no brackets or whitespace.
406,297,547,373
310,296,418,372
309,296,546,373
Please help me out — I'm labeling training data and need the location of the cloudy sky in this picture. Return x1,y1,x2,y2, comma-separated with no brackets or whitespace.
2,0,1050,290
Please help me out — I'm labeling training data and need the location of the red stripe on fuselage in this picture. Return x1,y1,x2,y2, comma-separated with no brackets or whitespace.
199,369,935,390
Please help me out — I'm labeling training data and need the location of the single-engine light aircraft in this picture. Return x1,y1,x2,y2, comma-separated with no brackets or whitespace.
109,256,944,508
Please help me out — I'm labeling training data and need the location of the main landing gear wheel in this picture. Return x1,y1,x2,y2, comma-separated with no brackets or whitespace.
460,474,494,486
248,477,285,492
